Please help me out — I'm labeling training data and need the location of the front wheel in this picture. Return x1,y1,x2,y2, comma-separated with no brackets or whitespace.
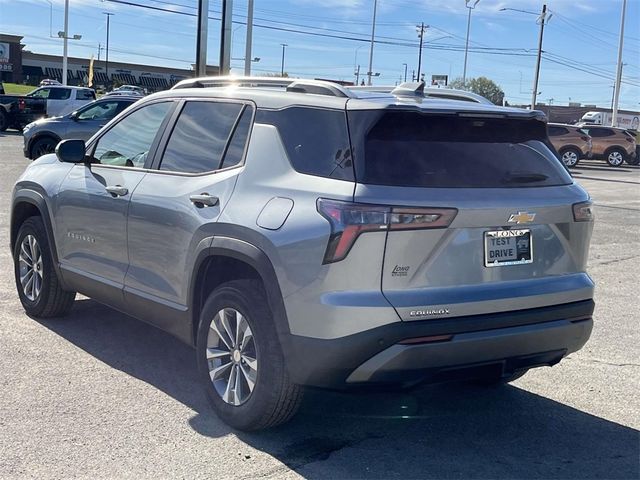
196,279,303,431
13,216,76,317
30,137,57,159
606,148,625,167
0,109,8,132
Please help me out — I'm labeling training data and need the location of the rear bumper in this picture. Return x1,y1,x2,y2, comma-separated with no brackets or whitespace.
281,299,594,388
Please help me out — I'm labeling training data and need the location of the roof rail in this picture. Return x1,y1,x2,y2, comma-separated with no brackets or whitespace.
171,76,353,98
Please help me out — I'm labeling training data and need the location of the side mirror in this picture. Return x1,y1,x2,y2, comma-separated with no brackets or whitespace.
70,111,79,121
56,139,87,163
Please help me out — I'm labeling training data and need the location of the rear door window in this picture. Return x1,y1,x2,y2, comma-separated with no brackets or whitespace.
159,101,250,173
48,88,72,100
348,111,572,188
548,126,568,136
587,128,614,137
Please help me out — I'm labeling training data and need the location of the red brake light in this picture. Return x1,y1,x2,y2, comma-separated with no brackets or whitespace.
317,198,457,263
18,99,25,111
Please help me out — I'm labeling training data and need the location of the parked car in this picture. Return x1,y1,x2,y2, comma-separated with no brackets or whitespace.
0,86,96,131
22,96,139,159
11,78,595,431
39,79,62,86
105,85,146,97
578,125,636,166
547,123,592,167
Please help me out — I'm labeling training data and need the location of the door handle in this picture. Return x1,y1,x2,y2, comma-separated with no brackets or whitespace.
105,185,129,197
190,193,219,207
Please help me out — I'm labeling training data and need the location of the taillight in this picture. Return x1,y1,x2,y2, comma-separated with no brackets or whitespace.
18,99,25,111
573,201,594,222
317,198,457,263
625,136,634,143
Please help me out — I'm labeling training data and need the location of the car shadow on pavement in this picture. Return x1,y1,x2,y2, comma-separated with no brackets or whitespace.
38,299,639,480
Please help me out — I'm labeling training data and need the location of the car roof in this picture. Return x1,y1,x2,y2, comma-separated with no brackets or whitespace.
162,76,543,119
40,85,93,90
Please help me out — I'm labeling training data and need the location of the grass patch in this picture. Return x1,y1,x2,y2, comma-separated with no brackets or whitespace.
2,83,36,95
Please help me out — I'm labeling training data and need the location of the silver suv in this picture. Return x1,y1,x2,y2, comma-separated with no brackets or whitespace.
10,77,595,431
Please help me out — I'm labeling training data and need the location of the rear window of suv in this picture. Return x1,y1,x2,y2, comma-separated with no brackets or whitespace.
347,111,572,188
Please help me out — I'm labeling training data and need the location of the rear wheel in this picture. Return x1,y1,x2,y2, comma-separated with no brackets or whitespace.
559,147,581,167
605,148,625,167
196,279,303,431
30,137,57,159
625,151,639,165
13,216,76,318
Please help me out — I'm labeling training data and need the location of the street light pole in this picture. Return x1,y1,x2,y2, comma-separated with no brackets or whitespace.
244,0,254,76
103,12,114,86
403,63,407,82
462,0,480,87
531,4,548,110
367,0,378,86
62,0,69,85
611,0,627,127
280,43,287,76
195,0,209,76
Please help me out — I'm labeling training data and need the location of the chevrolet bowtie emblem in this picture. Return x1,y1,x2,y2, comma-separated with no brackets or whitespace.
508,212,536,224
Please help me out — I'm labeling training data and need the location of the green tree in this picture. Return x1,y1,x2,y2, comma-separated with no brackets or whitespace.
449,76,505,105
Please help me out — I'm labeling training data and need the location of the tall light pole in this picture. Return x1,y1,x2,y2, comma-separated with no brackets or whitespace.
612,0,627,127
195,0,209,76
62,0,69,85
219,0,233,75
500,6,551,110
244,0,254,76
280,43,287,76
416,23,428,82
462,0,480,87
103,12,114,86
402,63,408,82
367,0,378,86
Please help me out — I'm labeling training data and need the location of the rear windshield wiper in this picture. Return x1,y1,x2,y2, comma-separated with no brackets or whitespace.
501,172,549,184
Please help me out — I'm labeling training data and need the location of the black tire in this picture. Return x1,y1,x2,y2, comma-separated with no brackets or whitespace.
30,137,57,159
475,369,529,386
625,151,639,165
0,109,8,132
559,147,581,167
13,216,76,318
605,147,625,167
196,279,303,431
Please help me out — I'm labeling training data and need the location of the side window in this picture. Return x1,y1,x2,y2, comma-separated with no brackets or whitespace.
159,101,244,173
221,106,253,169
48,88,72,100
77,101,120,121
28,88,50,99
255,107,354,181
92,102,172,168
590,128,613,137
77,89,96,100
548,126,564,136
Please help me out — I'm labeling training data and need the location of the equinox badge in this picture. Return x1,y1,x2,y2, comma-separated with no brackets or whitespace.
508,211,536,224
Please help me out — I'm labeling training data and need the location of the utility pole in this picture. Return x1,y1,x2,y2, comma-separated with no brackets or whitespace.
354,65,360,85
103,12,114,86
195,0,209,76
62,0,69,85
612,0,627,127
463,0,480,87
531,4,548,110
97,43,103,62
219,0,233,75
244,0,254,76
416,23,427,82
412,70,415,82
367,0,378,85
280,43,287,76
402,63,407,82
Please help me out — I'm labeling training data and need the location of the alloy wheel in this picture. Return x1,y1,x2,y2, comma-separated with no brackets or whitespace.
608,151,624,166
206,307,258,406
18,235,43,301
562,151,578,167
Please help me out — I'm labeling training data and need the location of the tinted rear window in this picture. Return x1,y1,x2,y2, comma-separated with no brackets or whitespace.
348,111,572,188
255,107,354,181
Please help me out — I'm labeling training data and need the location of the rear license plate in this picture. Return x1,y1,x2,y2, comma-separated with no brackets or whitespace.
484,229,533,267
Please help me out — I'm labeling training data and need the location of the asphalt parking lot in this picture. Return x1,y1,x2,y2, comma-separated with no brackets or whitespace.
0,130,638,479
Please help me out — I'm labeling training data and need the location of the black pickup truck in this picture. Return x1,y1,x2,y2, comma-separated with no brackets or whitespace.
0,94,46,131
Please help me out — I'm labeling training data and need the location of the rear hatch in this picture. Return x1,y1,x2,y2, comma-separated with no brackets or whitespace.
346,104,594,321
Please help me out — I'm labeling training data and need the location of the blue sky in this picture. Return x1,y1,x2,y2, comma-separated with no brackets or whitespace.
1,0,639,109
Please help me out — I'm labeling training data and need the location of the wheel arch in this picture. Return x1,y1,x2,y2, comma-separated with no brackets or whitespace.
190,236,291,349
11,190,66,286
